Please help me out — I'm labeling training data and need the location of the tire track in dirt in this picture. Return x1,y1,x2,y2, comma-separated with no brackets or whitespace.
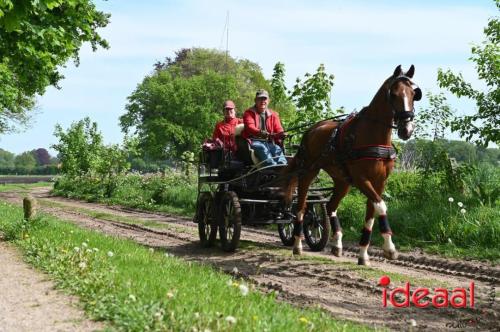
1,187,498,331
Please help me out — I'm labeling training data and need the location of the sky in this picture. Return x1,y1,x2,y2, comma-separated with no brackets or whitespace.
0,0,497,155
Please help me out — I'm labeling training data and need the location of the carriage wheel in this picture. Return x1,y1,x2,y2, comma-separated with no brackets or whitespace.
218,191,242,252
277,223,295,246
196,193,218,247
303,202,330,251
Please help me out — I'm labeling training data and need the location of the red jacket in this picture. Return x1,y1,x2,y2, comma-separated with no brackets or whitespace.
212,117,243,152
242,107,284,144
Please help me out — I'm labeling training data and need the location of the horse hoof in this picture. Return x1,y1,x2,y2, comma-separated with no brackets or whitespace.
331,246,343,257
292,247,302,256
384,250,398,260
358,257,370,266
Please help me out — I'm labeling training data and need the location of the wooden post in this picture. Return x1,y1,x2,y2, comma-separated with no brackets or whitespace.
23,195,37,220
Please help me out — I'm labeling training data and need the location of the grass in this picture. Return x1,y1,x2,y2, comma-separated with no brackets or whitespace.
333,190,499,262
0,201,373,332
0,182,52,192
38,199,195,236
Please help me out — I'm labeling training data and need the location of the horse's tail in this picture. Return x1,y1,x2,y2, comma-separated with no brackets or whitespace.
281,156,299,208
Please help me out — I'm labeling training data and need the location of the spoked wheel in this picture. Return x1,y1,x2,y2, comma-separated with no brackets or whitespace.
303,201,330,251
196,193,218,247
219,191,242,252
278,223,295,246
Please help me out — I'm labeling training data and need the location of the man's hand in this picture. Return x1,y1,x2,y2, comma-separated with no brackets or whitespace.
259,130,270,139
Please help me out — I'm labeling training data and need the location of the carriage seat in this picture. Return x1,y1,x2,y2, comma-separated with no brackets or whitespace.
234,124,261,166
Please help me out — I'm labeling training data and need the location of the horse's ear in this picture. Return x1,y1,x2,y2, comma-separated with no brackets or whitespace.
393,65,403,77
406,65,415,78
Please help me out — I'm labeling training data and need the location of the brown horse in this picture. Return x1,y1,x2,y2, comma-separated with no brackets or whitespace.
282,65,422,265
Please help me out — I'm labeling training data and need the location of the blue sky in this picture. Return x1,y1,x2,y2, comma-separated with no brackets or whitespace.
0,0,497,155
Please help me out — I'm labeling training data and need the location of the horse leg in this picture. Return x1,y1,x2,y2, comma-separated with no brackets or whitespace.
352,179,384,265
358,200,375,266
292,169,319,255
324,175,350,257
354,178,398,263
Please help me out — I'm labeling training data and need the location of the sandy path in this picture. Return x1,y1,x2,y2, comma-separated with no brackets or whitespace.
0,241,103,332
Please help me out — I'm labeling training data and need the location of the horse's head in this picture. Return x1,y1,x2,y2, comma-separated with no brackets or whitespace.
387,65,422,140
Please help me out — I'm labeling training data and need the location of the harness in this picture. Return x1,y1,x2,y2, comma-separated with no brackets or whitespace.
337,110,396,160
293,74,419,182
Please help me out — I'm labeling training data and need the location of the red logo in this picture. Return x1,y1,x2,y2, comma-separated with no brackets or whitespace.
378,275,475,308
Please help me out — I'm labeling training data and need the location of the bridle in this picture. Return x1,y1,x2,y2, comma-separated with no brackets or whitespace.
386,75,422,127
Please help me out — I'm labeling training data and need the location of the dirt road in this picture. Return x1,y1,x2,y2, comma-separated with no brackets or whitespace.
0,187,497,331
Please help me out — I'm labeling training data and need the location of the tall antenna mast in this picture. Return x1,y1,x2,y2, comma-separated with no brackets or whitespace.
225,11,229,98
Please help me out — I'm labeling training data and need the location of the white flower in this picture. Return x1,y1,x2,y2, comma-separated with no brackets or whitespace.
448,197,454,203
447,238,453,244
166,291,174,299
194,312,200,319
74,247,80,252
239,284,249,296
78,262,87,269
107,251,114,257
460,209,466,214
86,249,93,254
82,242,88,248
457,202,464,208
409,319,417,327
128,294,136,302
93,248,99,252
231,267,239,274
226,279,233,287
225,316,237,324
149,248,154,253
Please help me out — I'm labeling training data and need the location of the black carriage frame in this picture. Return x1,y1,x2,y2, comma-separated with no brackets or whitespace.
194,141,332,252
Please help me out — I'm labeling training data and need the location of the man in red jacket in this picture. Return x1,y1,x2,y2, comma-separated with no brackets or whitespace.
212,100,243,153
242,89,287,166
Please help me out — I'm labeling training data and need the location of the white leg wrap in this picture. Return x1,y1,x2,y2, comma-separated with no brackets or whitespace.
382,233,396,252
365,218,374,231
294,236,302,249
333,231,342,248
359,245,369,260
373,200,387,216
297,211,304,222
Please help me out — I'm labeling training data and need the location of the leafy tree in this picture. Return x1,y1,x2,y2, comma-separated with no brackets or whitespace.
0,0,109,132
269,62,296,126
121,48,270,159
32,148,51,166
14,151,36,170
0,148,14,167
52,117,104,176
291,64,337,129
437,0,499,146
414,92,453,140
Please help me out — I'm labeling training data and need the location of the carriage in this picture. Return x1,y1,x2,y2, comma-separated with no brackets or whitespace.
193,127,331,252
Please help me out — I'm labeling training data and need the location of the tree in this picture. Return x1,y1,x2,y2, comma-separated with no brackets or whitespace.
414,92,453,141
52,117,104,175
120,48,270,159
32,148,51,166
0,148,15,168
0,1,109,132
437,0,499,146
14,151,36,171
269,62,296,126
290,64,338,140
